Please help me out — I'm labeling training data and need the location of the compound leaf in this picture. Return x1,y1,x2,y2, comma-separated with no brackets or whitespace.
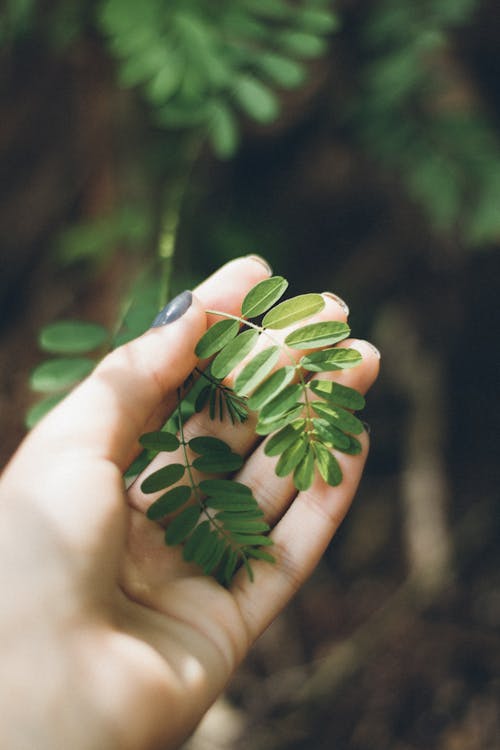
234,346,280,396
262,293,325,329
165,505,201,545
183,521,211,562
241,276,289,318
195,319,239,358
285,321,350,349
140,463,185,494
139,431,180,452
146,485,191,520
211,329,259,379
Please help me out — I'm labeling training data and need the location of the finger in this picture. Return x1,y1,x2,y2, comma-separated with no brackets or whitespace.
235,338,380,524
128,293,349,512
231,432,370,643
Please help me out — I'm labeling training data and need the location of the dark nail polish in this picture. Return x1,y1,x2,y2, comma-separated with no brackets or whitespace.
151,290,192,327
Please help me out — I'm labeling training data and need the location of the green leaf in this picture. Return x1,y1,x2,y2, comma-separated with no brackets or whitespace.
256,405,304,435
278,30,328,58
234,346,280,396
314,443,342,486
312,419,351,451
215,509,264,520
259,383,302,421
262,293,325,329
195,319,239,358
200,479,254,499
25,393,65,428
233,75,280,124
231,534,274,547
222,548,239,584
146,486,191,520
284,321,350,349
241,276,289,318
182,521,212,562
297,8,340,34
293,447,315,491
309,380,366,410
188,436,232,454
39,320,108,354
209,101,239,159
211,329,259,379
264,420,306,457
195,384,211,413
275,438,308,477
257,53,306,88
30,357,94,392
165,505,201,545
192,452,243,474
139,431,180,452
140,464,185,494
311,403,364,434
246,548,276,563
247,366,295,410
216,514,270,533
301,348,362,372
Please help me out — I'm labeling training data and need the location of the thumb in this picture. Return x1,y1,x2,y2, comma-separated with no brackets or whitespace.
23,291,207,469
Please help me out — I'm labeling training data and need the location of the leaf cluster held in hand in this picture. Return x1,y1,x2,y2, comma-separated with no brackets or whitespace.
138,273,366,584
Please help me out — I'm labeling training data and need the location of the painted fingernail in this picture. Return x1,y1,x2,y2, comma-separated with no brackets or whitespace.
150,290,192,327
322,291,349,316
246,254,273,276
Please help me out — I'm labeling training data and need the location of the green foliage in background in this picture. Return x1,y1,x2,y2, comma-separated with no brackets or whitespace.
98,0,338,157
355,0,500,244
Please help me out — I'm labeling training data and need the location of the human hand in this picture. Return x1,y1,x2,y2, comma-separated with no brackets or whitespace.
0,256,379,750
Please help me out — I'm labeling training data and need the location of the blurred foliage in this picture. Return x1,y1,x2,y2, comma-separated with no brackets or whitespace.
354,0,500,244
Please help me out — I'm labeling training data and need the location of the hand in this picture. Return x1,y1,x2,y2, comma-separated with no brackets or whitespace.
0,256,379,750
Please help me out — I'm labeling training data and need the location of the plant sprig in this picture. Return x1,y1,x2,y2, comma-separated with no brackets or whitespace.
139,274,366,583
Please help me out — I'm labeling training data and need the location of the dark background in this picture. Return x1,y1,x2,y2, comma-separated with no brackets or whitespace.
1,2,499,748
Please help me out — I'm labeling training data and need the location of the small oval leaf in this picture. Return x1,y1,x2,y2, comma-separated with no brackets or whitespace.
262,293,325,329
241,276,289,318
314,443,342,486
139,431,180,452
311,403,364,434
293,447,315,491
234,346,280,396
195,319,239,358
275,438,308,477
285,321,350,350
188,436,232,454
309,380,366,410
146,486,191,520
30,358,94,392
256,405,304,435
259,383,302,421
247,365,295,410
192,452,244,474
300,348,362,372
140,463,185,494
200,479,254,499
211,329,259,379
165,505,201,545
264,420,306,457
39,320,108,354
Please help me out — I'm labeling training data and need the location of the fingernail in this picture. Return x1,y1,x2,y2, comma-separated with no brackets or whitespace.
150,290,192,327
366,342,381,359
246,254,273,276
362,420,371,435
321,291,349,316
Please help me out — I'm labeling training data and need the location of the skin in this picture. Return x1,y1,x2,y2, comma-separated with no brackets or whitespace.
0,257,379,750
